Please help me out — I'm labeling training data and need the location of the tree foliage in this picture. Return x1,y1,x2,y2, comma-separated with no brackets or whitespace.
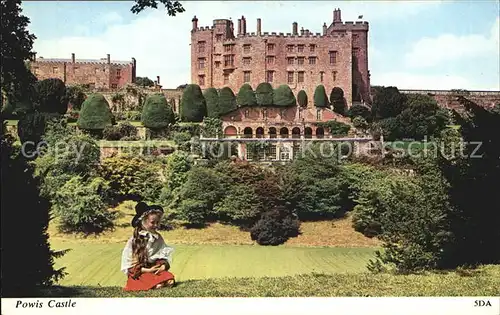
313,85,329,108
66,85,87,110
141,93,175,129
330,87,346,115
236,84,257,107
203,87,220,118
371,86,407,120
255,83,274,106
34,78,69,114
77,93,113,130
297,90,308,107
273,85,297,107
180,84,207,122
131,0,185,15
218,87,237,115
135,76,155,87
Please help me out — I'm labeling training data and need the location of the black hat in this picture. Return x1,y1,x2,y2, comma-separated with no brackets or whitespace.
131,202,164,228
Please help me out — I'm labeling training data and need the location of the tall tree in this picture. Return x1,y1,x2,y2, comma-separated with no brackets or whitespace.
130,0,185,15
371,86,407,120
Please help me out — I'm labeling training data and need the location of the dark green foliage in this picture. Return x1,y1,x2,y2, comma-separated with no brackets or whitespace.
16,111,52,145
273,85,296,107
352,116,369,131
255,83,274,106
203,88,220,118
65,85,86,110
131,0,185,15
313,85,329,108
1,123,66,297
180,84,207,122
77,93,113,130
348,104,371,121
34,78,68,114
103,122,138,141
330,87,346,115
135,76,155,87
201,117,223,137
218,87,237,115
371,86,407,120
297,90,308,107
250,206,301,246
170,122,201,137
316,120,351,136
237,84,257,107
172,131,192,152
141,93,175,129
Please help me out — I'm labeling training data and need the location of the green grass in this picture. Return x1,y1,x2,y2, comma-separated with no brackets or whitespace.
51,240,376,287
40,265,500,297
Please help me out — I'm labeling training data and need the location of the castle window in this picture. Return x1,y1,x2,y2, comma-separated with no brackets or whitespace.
352,47,359,58
298,71,304,83
320,71,324,82
266,56,275,64
309,57,316,65
266,71,274,83
298,45,304,53
111,84,118,89
245,109,249,118
198,41,206,53
287,57,294,65
215,34,223,41
333,71,337,82
52,67,59,74
286,45,294,53
287,72,294,84
198,58,205,69
297,57,305,65
224,44,234,53
267,43,275,52
215,61,221,68
224,55,234,67
198,75,205,86
116,69,121,77
243,44,251,54
243,71,251,83
316,109,321,120
224,73,229,84
353,34,359,39
329,51,337,64
310,44,316,52
243,57,251,65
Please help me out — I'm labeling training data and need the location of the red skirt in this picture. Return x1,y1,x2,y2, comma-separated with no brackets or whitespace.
124,270,175,291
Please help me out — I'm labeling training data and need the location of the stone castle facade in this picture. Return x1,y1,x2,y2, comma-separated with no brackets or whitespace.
190,8,371,107
30,53,136,90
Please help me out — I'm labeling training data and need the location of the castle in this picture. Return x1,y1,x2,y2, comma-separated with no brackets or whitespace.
30,53,136,90
190,8,371,108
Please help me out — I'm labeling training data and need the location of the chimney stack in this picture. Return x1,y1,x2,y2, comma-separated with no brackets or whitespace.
300,27,305,36
257,18,261,35
192,16,198,31
292,22,298,35
157,75,160,84
132,57,137,83
71,53,75,63
333,8,342,23
237,18,242,35
323,23,327,35
107,54,110,64
241,16,247,35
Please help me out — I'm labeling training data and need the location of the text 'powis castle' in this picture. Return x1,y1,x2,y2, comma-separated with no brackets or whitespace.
191,9,371,107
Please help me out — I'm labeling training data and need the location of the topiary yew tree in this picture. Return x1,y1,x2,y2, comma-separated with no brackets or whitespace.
330,87,346,115
218,87,237,115
141,93,175,129
313,85,329,108
255,82,274,106
297,90,308,107
77,93,113,130
34,78,69,114
180,84,207,122
236,84,257,107
203,87,220,118
273,85,296,107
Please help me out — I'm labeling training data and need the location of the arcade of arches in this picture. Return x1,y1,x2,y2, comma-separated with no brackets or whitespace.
224,126,327,139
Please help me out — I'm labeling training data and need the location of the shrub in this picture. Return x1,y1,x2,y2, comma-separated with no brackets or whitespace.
34,78,69,114
172,131,192,152
250,206,300,246
330,87,346,115
352,116,369,130
255,83,274,106
313,85,329,108
273,85,296,107
348,104,372,121
66,85,86,110
218,87,238,115
103,125,122,140
203,88,220,118
17,111,52,145
215,184,261,227
316,120,351,136
180,84,207,122
53,176,117,234
77,93,113,130
237,84,257,107
141,93,175,130
297,90,308,107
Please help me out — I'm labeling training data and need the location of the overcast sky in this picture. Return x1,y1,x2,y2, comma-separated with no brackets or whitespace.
23,0,500,91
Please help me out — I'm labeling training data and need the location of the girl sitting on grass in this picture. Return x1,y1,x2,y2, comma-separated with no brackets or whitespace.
121,202,175,291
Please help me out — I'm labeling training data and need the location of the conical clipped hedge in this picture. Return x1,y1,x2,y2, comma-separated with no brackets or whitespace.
330,87,346,115
297,90,308,107
255,83,274,106
203,88,220,118
313,85,329,108
236,84,257,107
218,87,238,115
180,84,207,122
273,85,296,107
77,93,113,130
141,93,175,129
